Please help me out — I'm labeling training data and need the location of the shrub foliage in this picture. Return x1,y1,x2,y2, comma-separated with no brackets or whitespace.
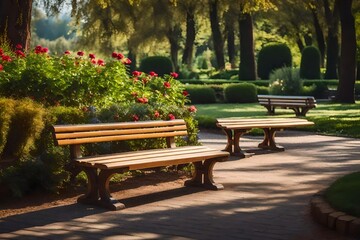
224,83,258,103
300,46,321,79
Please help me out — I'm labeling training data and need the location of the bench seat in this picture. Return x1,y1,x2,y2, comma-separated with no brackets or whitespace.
52,119,229,210
258,95,316,116
216,118,314,157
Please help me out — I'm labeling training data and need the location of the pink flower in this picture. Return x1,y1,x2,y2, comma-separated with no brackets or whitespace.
77,51,84,56
0,64,3,71
16,44,22,49
188,105,197,113
168,114,175,120
182,90,189,96
154,111,160,118
149,71,158,77
91,59,96,64
132,71,142,77
64,50,71,55
133,114,139,121
97,59,105,66
164,82,171,88
170,72,179,78
89,53,96,59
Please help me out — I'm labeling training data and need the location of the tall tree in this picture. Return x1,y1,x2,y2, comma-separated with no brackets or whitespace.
181,2,197,70
309,5,326,67
336,0,356,103
0,0,33,50
209,0,225,70
224,9,236,69
323,0,339,79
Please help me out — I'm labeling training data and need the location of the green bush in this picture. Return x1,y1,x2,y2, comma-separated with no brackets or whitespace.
185,85,217,104
210,70,238,79
0,98,15,155
300,46,321,79
257,86,270,95
257,43,292,80
139,56,174,77
1,98,46,161
269,67,303,95
224,83,258,103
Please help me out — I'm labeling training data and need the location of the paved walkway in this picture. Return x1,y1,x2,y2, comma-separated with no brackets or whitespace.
1,130,360,239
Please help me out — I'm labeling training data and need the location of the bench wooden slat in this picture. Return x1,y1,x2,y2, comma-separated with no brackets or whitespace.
217,122,314,129
78,145,205,164
53,119,186,133
55,125,187,140
217,118,309,123
56,131,188,145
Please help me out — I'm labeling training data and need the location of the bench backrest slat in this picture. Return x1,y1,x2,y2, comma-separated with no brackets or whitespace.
52,119,188,146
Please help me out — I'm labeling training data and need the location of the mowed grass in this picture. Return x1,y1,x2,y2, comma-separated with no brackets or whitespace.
195,101,360,138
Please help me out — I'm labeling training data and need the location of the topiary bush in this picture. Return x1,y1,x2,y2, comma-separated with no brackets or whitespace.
269,67,303,95
300,46,321,79
257,43,292,80
139,56,174,77
224,83,258,103
185,85,217,104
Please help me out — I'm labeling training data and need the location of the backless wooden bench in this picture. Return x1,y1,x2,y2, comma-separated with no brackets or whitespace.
216,118,314,157
52,119,229,210
257,95,316,116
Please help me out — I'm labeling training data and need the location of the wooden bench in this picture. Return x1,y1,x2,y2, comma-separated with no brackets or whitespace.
216,118,314,157
52,119,229,210
257,95,316,116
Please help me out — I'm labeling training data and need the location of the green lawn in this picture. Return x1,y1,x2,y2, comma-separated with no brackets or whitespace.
195,102,360,138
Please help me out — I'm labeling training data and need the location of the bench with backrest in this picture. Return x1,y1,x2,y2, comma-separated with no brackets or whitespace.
52,119,229,210
216,117,314,157
257,95,316,116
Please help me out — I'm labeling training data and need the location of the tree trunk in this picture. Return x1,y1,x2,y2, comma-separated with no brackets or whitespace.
296,33,304,53
336,0,356,103
209,0,225,70
225,12,236,69
0,0,33,50
182,6,196,70
238,13,257,80
311,8,326,67
323,0,339,79
168,25,181,72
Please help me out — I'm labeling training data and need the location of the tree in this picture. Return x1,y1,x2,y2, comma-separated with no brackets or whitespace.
0,0,33,50
209,0,225,70
336,0,356,103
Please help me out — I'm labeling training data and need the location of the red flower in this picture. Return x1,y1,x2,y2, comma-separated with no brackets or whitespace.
149,71,158,77
89,53,96,59
133,114,139,121
154,111,160,118
77,51,84,56
168,114,175,120
182,90,189,96
137,97,148,104
0,64,3,71
64,50,71,55
164,82,171,88
132,71,142,77
97,59,105,66
91,59,96,64
112,52,118,58
188,105,197,113
117,53,124,59
35,45,42,51
170,72,179,78
41,47,49,53
16,44,22,49
15,50,25,57
2,55,12,62
122,58,131,64
0,49,3,56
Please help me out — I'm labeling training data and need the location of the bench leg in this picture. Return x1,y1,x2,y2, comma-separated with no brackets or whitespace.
265,106,275,115
222,129,253,158
184,157,226,190
258,128,284,151
77,168,126,211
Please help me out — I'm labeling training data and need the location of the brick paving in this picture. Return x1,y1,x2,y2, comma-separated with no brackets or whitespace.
1,130,360,239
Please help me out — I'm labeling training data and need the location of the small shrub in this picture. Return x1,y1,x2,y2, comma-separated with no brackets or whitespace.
185,86,217,104
224,83,258,103
257,86,270,95
0,98,15,154
300,46,321,79
139,56,174,77
269,67,303,95
210,70,238,79
257,43,292,80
